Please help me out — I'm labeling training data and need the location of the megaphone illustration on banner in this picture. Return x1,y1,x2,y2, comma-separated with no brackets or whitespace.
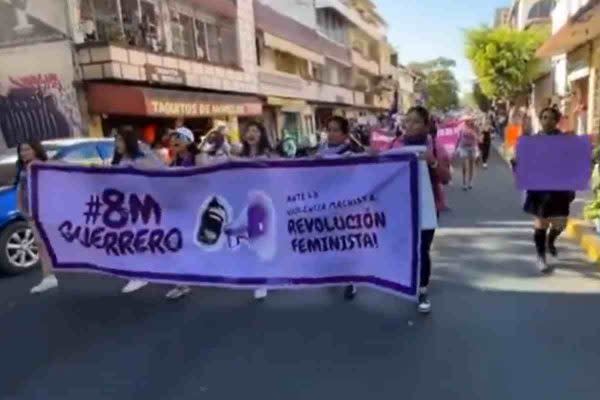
195,192,276,261
224,191,277,261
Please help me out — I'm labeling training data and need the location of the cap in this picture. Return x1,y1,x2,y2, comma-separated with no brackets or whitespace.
174,127,194,143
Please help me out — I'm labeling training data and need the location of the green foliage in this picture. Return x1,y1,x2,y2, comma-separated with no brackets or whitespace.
465,26,546,101
408,58,460,112
472,82,492,112
584,164,600,221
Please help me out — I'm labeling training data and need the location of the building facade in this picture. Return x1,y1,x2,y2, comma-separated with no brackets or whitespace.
74,0,261,143
537,0,600,135
0,0,414,150
507,0,555,133
0,0,83,149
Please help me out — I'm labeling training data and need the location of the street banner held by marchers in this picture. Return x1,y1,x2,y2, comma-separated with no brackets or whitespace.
515,135,592,191
30,155,421,299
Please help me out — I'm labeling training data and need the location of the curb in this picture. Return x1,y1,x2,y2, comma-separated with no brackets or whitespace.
493,140,600,268
565,219,600,264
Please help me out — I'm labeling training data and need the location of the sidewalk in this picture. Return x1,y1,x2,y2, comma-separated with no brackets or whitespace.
492,138,600,266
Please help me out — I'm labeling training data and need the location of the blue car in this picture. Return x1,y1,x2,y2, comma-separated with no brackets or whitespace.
0,138,114,275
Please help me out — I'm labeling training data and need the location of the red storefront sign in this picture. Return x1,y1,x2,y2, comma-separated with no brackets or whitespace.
87,83,263,118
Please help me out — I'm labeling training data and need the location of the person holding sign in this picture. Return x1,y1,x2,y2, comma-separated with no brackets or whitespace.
521,107,576,274
22,142,58,294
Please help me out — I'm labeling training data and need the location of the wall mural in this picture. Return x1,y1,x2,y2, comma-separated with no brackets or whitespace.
0,1,80,148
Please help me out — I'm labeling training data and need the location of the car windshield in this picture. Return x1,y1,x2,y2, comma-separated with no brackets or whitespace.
44,145,62,160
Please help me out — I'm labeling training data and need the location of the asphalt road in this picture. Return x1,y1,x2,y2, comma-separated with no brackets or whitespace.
1,148,600,400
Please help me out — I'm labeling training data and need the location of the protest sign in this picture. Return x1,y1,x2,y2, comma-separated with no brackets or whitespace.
515,135,592,191
31,155,421,299
436,119,463,155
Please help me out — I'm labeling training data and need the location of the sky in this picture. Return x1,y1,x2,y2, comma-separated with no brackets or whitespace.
375,0,510,94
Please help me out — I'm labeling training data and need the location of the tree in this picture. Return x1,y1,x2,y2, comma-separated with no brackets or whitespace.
472,82,492,112
465,26,546,102
408,58,460,112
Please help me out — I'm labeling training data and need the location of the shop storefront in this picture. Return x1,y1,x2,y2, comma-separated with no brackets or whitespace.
85,83,263,144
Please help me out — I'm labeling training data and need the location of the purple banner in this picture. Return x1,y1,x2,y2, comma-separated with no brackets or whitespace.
31,155,421,299
515,135,592,191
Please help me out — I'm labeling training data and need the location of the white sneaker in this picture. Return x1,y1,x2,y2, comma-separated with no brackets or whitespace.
483,163,488,169
165,285,191,300
254,288,268,300
417,287,431,314
121,279,148,293
537,257,553,275
30,275,58,294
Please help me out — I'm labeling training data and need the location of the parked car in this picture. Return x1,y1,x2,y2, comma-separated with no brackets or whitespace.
0,138,115,275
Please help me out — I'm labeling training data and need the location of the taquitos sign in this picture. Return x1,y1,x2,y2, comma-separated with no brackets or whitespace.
147,100,262,117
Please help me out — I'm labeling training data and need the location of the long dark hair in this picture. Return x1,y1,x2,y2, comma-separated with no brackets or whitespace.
15,140,48,186
241,121,271,157
112,126,144,165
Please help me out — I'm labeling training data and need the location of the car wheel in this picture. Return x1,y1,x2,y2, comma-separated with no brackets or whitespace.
0,221,40,275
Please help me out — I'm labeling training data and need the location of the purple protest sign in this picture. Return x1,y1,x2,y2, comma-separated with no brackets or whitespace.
515,135,592,191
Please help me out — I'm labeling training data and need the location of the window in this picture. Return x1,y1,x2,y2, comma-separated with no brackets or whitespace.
81,0,122,42
170,9,196,58
195,20,209,61
140,1,160,51
180,14,196,58
219,24,238,66
170,9,185,56
201,19,238,66
312,65,324,82
206,23,221,63
338,66,351,87
274,51,297,75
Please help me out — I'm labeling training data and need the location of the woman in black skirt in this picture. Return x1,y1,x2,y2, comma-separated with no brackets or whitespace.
523,107,575,274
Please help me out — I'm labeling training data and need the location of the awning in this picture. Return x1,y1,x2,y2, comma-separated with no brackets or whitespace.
263,33,325,65
86,83,263,118
536,1,600,58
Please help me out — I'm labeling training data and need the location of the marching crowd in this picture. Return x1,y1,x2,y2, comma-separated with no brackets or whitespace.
14,102,574,315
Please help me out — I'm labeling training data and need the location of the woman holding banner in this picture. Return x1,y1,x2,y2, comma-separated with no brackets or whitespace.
163,126,202,300
113,126,169,294
316,116,364,300
362,108,450,312
522,107,575,274
20,142,58,294
237,121,274,300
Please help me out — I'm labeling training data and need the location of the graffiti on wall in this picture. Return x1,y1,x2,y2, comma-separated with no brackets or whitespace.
0,72,82,148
